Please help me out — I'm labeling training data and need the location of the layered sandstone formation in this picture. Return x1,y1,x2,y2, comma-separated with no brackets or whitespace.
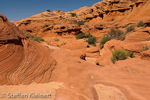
12,0,150,49
0,14,56,85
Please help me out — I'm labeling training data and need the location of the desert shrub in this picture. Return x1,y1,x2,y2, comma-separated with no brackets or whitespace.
54,37,59,42
75,33,85,39
47,9,51,12
73,20,86,26
86,37,96,44
126,25,135,32
100,24,103,26
84,33,92,38
99,37,110,47
77,20,86,26
73,20,77,24
33,36,44,42
75,33,92,39
137,20,144,27
108,28,117,39
107,28,125,40
111,50,133,64
61,42,66,45
24,31,44,42
70,13,76,17
92,43,96,47
116,30,126,41
141,45,150,51
127,51,134,58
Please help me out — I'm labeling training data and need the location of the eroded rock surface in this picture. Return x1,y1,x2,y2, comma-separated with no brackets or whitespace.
0,14,56,85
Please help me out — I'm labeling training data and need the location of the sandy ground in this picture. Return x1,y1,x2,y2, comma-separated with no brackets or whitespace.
0,82,127,100
0,82,63,100
85,57,97,64
94,84,127,100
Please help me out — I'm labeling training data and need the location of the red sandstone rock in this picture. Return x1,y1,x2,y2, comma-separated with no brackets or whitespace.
50,47,150,100
86,46,99,53
1,0,150,99
0,14,56,85
141,49,150,61
125,32,150,42
96,39,150,65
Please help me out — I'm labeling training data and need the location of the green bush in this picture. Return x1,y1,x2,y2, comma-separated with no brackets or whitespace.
137,20,144,27
75,33,86,39
111,50,133,64
75,33,92,39
126,25,135,32
86,37,96,44
70,13,76,17
99,37,110,47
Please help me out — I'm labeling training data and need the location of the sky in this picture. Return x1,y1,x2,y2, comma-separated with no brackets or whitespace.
0,0,101,21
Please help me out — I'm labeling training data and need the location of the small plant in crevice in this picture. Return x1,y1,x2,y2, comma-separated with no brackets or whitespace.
54,37,59,42
141,45,150,51
61,42,66,45
47,42,51,45
137,20,144,27
111,50,134,64
126,25,135,32
23,31,44,43
33,37,44,42
100,24,103,26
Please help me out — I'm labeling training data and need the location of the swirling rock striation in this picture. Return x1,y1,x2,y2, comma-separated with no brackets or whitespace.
0,14,56,85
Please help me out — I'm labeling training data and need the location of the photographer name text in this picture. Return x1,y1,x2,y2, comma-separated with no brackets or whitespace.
1,92,51,98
